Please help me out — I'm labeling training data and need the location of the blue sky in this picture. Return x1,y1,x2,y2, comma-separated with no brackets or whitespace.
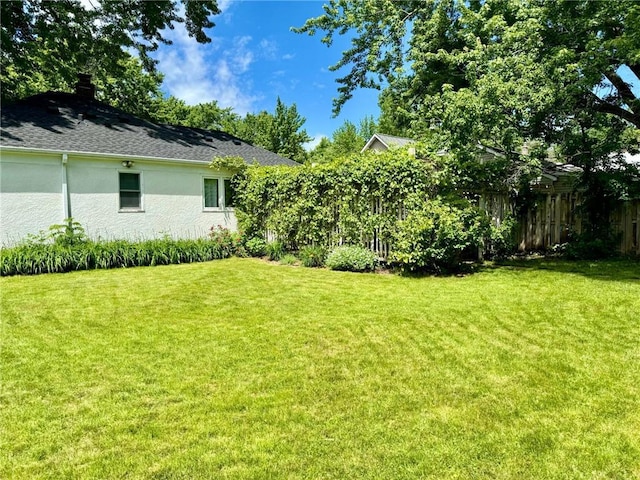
152,0,381,149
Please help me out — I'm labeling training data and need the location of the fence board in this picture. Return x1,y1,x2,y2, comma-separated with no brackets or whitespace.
480,192,640,255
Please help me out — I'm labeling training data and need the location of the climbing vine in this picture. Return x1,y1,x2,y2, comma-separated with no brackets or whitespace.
233,149,454,249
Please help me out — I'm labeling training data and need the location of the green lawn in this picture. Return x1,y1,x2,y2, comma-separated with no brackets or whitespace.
1,258,639,479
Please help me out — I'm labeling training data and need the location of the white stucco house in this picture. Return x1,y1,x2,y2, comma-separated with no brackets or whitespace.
0,78,297,246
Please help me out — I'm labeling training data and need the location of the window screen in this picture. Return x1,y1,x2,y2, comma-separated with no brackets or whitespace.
224,178,236,207
204,178,219,208
119,172,141,209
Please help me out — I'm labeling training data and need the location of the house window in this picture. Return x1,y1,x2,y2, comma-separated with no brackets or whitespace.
119,172,141,210
204,178,219,208
224,179,236,208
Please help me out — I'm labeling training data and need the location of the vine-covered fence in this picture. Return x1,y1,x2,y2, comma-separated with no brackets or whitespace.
235,152,639,259
235,151,493,270
236,152,438,259
264,198,407,259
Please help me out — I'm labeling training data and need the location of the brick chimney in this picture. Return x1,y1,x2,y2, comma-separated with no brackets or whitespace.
75,73,95,99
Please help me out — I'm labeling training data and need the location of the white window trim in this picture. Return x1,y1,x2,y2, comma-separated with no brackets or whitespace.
203,176,236,211
118,170,144,212
203,176,222,211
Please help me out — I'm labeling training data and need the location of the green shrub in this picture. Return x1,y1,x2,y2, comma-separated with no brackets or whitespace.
266,241,285,261
299,245,327,268
325,245,377,272
562,231,621,260
487,214,517,260
390,197,489,273
279,254,298,266
209,225,244,257
244,237,267,257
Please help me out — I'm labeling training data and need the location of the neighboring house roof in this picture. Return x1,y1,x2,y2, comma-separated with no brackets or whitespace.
361,133,415,153
361,133,637,180
0,91,298,166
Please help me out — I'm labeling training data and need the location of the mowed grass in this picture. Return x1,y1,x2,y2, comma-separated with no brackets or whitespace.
1,258,639,479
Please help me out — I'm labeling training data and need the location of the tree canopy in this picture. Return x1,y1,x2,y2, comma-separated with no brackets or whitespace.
296,0,640,153
307,116,378,163
229,98,312,163
1,0,219,103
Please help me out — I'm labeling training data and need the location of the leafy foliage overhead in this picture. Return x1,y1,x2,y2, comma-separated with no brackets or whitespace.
229,97,312,163
1,0,220,102
295,0,640,149
297,0,640,242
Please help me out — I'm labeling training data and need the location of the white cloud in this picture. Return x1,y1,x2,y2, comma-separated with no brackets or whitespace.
259,39,278,60
217,0,235,13
155,21,258,115
282,53,295,60
232,36,254,72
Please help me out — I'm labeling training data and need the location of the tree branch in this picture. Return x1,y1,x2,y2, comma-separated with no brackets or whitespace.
604,70,639,111
591,93,640,127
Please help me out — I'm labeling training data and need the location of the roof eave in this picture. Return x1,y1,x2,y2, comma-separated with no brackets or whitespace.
0,145,213,166
361,134,387,153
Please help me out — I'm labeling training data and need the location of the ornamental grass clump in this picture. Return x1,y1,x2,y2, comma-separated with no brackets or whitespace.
279,253,298,266
266,241,285,261
325,245,377,272
1,221,244,276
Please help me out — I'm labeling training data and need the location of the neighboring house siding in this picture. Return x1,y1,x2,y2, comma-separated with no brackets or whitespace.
367,139,388,152
0,152,64,244
0,150,236,245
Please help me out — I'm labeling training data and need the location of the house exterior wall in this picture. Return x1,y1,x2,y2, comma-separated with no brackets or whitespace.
366,139,388,152
0,150,237,245
0,152,65,245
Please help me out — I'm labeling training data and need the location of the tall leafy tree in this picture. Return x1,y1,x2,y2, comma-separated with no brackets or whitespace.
328,120,362,157
357,115,379,143
92,54,166,121
307,136,334,164
269,97,313,163
230,111,274,151
151,96,240,131
307,116,379,163
230,98,311,163
1,0,220,103
296,0,640,149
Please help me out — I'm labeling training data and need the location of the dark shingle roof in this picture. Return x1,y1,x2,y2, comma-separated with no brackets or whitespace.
0,92,298,166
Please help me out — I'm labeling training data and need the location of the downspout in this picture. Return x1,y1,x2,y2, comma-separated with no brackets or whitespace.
62,153,71,219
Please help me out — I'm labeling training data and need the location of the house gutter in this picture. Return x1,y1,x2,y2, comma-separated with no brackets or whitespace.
0,145,216,167
61,153,71,219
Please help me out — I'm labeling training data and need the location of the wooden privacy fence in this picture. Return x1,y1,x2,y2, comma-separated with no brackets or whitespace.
480,191,640,256
267,193,639,258
264,190,639,258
